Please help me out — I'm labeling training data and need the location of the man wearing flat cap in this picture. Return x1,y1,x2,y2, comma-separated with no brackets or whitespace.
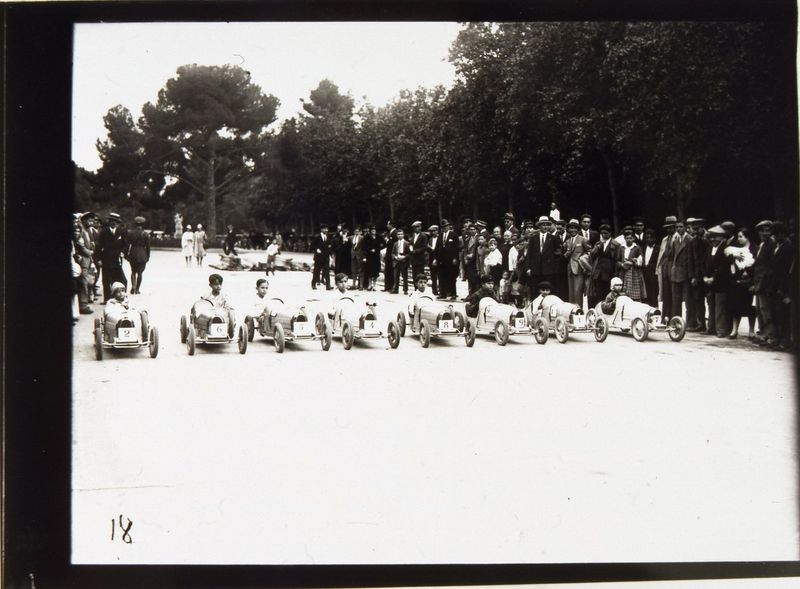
426,225,440,296
525,216,563,301
437,219,460,300
95,212,129,303
409,221,428,282
752,220,776,345
563,218,590,306
702,226,731,337
656,215,678,320
503,212,517,235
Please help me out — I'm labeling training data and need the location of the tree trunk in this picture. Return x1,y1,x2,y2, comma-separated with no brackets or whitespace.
675,174,685,221
309,211,315,235
508,191,514,215
388,196,396,221
367,200,374,224
437,195,443,225
602,151,620,234
472,197,479,221
207,143,217,240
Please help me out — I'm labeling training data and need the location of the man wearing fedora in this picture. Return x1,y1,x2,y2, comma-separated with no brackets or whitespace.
525,216,563,301
586,223,619,307
437,219,460,300
686,218,709,331
668,219,694,325
95,212,129,303
656,215,677,320
426,224,440,296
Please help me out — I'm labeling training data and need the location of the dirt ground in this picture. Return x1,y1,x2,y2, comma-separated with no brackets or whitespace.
72,249,798,564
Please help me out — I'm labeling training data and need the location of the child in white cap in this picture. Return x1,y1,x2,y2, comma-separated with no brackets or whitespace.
601,277,624,314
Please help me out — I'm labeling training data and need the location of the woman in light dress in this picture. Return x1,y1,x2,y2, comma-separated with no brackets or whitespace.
181,225,194,267
194,224,207,267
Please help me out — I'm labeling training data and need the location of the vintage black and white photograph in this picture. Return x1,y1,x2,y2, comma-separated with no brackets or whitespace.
68,19,797,566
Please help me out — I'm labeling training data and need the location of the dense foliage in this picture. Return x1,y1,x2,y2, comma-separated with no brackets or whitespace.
76,22,796,235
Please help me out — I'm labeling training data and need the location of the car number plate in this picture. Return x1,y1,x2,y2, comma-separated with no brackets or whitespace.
573,316,585,328
515,318,526,329
439,319,453,331
116,327,136,342
364,320,378,332
294,321,310,335
209,324,227,337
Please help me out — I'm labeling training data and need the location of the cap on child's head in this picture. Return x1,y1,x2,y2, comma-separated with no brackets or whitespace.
480,274,493,285
111,282,125,293
611,277,623,287
537,281,552,291
209,273,223,285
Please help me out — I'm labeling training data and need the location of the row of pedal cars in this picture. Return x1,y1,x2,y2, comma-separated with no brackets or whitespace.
92,292,685,360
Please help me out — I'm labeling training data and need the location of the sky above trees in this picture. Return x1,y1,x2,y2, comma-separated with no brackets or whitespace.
72,22,461,171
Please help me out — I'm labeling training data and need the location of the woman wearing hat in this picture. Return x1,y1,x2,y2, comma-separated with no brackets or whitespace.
181,224,195,267
126,216,150,294
724,227,756,339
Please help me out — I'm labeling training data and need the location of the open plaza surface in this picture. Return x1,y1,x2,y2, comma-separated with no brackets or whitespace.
72,249,798,565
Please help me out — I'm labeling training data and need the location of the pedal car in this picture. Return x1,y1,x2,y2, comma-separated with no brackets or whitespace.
328,297,400,350
592,296,685,342
527,295,600,344
179,298,248,355
250,297,331,353
94,307,158,360
473,298,548,345
396,295,475,348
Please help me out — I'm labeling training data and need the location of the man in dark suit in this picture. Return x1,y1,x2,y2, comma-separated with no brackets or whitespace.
579,213,600,246
350,226,365,290
631,217,646,247
310,224,334,290
686,218,710,331
426,224,440,296
437,219,460,300
408,221,428,282
668,219,694,323
383,220,397,292
462,224,480,296
587,223,619,307
702,225,731,337
563,219,590,306
391,228,410,294
333,226,352,277
525,216,563,301
752,220,775,345
769,221,794,350
642,228,659,308
95,212,129,303
656,215,677,320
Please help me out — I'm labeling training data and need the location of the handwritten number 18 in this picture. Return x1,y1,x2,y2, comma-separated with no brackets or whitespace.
110,515,133,543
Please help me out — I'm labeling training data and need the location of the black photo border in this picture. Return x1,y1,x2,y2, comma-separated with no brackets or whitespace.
4,1,800,587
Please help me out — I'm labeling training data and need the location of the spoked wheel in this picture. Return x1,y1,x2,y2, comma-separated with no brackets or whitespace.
387,320,400,349
632,317,649,342
320,322,332,351
419,319,431,348
494,320,509,346
396,312,407,337
554,316,569,344
245,316,255,342
187,325,196,355
315,312,327,334
238,324,248,354
453,311,466,333
465,319,476,347
273,323,285,353
94,323,104,361
342,321,354,350
148,326,159,358
140,310,150,341
179,315,188,344
594,316,609,342
533,317,549,344
668,316,686,342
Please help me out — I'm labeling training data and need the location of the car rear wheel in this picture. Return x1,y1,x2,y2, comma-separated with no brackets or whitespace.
342,321,354,350
396,312,407,337
179,315,188,344
419,319,431,348
245,316,255,342
321,322,332,351
632,317,649,342
533,317,549,344
554,316,569,344
668,316,686,342
94,324,104,361
148,326,159,358
273,323,285,353
594,316,609,342
387,320,401,349
187,325,196,355
315,312,327,334
494,320,509,346
465,319,476,347
238,324,248,354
